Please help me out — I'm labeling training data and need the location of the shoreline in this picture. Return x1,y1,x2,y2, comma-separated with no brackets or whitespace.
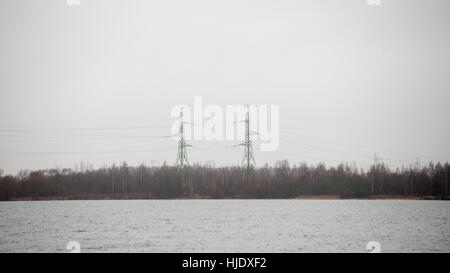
3,194,448,201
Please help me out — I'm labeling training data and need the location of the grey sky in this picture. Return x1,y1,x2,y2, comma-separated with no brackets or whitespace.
0,0,449,175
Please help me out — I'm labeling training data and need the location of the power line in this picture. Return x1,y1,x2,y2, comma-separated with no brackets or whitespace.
281,130,448,161
280,136,373,158
0,133,175,139
0,148,175,155
0,125,168,131
279,137,380,162
279,135,421,165
255,150,343,164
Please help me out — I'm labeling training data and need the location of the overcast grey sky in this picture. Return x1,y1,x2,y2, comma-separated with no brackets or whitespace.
0,0,449,175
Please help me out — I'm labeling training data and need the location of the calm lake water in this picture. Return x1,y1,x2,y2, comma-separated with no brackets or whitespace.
0,200,448,253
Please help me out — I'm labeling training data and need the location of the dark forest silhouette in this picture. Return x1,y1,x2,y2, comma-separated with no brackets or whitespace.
0,160,448,200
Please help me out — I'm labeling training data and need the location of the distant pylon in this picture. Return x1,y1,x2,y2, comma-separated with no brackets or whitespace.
371,153,378,193
240,105,256,181
175,107,191,183
150,160,160,167
205,161,215,168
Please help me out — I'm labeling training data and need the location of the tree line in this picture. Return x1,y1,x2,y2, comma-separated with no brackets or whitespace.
0,161,448,200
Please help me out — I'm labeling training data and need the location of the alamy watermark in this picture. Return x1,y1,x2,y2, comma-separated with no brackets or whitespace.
366,0,381,6
170,97,280,152
366,241,381,253
67,241,81,253
66,0,81,6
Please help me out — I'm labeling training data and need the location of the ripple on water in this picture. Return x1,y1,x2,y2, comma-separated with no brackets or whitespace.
0,200,448,253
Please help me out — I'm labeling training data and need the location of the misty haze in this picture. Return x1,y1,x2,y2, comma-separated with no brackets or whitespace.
0,0,449,254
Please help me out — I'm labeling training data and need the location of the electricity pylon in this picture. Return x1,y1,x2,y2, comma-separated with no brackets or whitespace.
371,153,378,193
240,105,256,181
175,107,191,183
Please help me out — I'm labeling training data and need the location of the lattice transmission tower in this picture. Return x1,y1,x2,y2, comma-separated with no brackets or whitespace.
240,105,256,181
175,107,191,183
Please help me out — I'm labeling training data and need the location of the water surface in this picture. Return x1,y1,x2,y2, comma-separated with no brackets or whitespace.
0,200,448,252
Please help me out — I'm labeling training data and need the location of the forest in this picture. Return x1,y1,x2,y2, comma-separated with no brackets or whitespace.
0,160,448,201
0,161,450,200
